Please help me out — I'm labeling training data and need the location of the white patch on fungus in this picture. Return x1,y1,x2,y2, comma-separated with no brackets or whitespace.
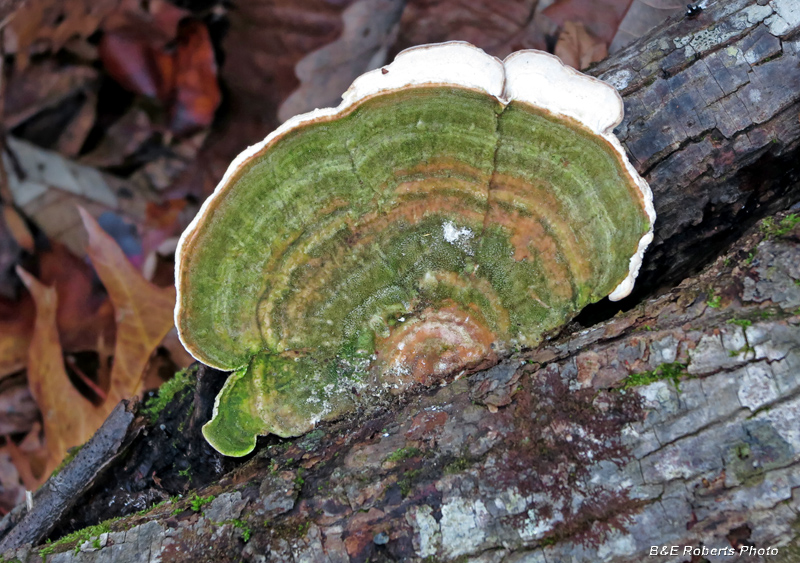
442,221,475,255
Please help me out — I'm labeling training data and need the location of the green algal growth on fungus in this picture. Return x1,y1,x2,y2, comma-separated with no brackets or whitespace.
175,43,654,457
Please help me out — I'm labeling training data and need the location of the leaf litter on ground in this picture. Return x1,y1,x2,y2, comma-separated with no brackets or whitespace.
13,209,176,483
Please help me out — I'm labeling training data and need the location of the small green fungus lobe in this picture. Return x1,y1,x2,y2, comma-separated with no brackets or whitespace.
175,42,655,456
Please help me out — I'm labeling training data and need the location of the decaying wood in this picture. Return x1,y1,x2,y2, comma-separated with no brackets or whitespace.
588,0,800,302
8,204,799,563
0,401,139,553
1,0,799,561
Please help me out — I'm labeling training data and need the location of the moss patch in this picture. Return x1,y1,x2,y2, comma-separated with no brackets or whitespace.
621,362,688,390
51,443,84,477
761,213,800,237
37,519,114,559
142,366,198,422
385,447,422,463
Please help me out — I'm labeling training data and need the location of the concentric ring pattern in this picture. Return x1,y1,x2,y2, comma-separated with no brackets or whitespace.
175,43,654,456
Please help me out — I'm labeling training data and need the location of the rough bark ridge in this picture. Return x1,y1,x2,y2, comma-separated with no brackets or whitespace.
1,0,799,561
588,0,800,304
8,202,800,563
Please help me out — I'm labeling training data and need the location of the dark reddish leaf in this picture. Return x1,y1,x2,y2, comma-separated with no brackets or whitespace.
98,31,175,100
98,0,189,101
170,20,221,135
37,241,116,354
187,0,357,194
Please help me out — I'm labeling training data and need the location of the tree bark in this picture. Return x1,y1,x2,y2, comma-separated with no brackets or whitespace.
2,0,800,561
588,0,800,304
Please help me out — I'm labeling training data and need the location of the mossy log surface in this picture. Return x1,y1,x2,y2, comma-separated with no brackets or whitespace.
2,0,800,561
11,196,800,563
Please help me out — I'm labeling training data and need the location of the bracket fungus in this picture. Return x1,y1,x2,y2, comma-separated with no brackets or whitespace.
175,42,655,457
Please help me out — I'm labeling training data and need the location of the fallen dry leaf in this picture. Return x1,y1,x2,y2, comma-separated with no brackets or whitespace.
3,439,39,494
0,375,39,436
140,199,187,274
3,61,98,130
554,21,608,70
55,90,99,158
80,108,156,168
6,0,121,70
0,237,114,380
392,0,544,60
98,0,188,100
542,0,634,46
278,0,406,122
0,204,25,300
186,0,356,197
12,209,177,479
78,207,176,405
15,266,107,477
98,0,219,136
0,297,34,378
1,205,34,252
0,446,26,514
98,27,175,101
38,241,116,354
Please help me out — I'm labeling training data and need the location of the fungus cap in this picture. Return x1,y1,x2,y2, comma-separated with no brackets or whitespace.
175,42,655,456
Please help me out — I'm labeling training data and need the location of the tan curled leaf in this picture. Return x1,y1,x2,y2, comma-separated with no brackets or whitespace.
554,21,608,70
1,205,34,252
0,298,34,379
78,207,176,405
15,267,105,477
542,0,634,46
